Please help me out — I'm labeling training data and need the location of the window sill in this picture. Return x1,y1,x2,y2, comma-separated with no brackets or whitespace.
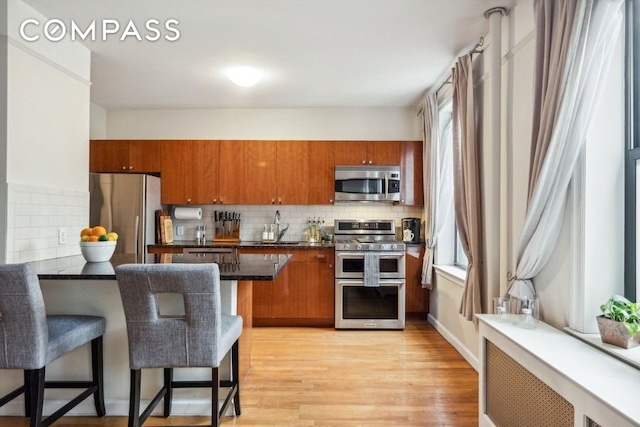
433,264,467,287
564,327,640,372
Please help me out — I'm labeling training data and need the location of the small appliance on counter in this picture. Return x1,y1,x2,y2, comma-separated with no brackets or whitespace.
401,217,421,243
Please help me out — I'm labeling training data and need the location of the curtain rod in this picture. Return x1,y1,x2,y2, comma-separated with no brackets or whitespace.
417,36,485,116
434,37,485,96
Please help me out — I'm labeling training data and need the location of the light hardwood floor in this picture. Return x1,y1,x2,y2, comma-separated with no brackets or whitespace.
0,317,478,426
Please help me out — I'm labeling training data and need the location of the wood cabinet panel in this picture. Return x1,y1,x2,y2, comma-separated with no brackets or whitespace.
368,141,400,165
218,140,245,204
405,246,429,314
271,261,307,318
127,141,162,172
252,279,272,319
241,248,335,326
161,140,194,205
308,141,335,204
400,141,424,206
305,249,334,320
192,140,218,204
276,141,309,204
161,140,219,205
334,141,368,165
244,141,277,204
333,141,400,166
90,140,161,173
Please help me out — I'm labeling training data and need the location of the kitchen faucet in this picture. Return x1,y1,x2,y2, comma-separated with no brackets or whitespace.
273,210,289,242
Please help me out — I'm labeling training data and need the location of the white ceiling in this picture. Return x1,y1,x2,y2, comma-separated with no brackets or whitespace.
23,0,514,110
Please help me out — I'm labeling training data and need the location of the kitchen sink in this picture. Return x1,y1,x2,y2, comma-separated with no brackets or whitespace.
255,241,301,246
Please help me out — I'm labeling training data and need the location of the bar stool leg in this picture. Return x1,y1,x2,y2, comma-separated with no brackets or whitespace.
128,370,142,427
232,340,241,416
23,371,31,417
28,368,45,427
163,368,173,417
212,367,219,427
91,336,106,417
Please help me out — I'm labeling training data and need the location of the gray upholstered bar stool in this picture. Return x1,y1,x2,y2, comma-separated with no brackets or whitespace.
115,263,242,427
0,263,106,427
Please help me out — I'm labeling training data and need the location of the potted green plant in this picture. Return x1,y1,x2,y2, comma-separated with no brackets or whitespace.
597,294,640,349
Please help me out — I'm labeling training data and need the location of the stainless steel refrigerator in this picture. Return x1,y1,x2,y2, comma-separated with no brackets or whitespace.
89,173,162,261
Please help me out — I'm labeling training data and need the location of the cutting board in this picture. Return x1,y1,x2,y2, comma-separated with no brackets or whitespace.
163,218,174,243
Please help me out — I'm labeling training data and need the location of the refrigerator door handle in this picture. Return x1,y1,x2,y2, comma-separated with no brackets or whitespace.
134,215,140,263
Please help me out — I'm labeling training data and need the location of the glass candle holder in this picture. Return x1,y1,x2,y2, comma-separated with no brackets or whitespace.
493,297,510,323
517,296,540,329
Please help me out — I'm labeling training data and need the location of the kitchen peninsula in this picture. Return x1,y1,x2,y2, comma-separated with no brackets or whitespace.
0,253,290,417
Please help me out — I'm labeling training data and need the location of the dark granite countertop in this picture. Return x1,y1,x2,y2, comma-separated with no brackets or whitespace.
148,241,334,250
32,253,291,281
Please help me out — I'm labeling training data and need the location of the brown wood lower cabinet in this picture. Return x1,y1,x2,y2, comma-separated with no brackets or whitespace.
405,245,429,315
240,247,334,327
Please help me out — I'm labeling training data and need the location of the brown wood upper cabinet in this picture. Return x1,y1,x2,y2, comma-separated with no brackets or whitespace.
244,141,309,205
90,140,162,173
308,141,335,204
334,141,401,166
400,140,424,206
161,140,218,205
161,140,245,205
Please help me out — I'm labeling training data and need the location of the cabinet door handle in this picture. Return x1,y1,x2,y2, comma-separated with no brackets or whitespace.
186,198,191,204
129,166,133,170
271,198,276,204
368,160,373,164
361,160,366,164
316,254,325,259
213,198,217,204
121,166,127,170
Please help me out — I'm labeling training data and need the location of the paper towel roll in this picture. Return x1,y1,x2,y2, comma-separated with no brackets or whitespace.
173,206,203,220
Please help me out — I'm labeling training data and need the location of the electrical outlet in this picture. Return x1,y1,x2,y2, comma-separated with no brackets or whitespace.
58,228,67,245
176,225,184,236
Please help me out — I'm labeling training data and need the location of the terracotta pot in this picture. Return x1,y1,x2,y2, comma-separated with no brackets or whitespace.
596,315,640,349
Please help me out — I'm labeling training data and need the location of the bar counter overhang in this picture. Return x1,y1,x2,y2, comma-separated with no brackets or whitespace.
0,252,290,417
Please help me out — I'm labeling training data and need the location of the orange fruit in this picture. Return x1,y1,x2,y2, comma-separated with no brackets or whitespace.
88,235,99,242
91,226,107,237
80,227,92,237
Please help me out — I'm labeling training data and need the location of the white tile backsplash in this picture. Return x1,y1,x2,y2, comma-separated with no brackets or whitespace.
170,203,424,243
7,183,88,263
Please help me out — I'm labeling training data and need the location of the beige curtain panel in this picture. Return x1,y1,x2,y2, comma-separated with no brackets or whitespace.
421,93,439,289
452,54,483,322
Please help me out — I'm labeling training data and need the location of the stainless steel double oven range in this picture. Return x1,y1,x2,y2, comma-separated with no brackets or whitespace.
334,219,406,330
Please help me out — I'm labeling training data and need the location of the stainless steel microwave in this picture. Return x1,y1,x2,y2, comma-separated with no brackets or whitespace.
334,165,401,202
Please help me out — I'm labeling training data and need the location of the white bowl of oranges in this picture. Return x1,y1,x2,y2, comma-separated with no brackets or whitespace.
79,226,119,262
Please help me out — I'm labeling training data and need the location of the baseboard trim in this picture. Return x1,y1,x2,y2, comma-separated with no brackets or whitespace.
427,313,480,372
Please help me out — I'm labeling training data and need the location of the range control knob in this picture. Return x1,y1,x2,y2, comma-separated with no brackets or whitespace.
391,244,398,250
356,244,362,250
343,244,350,250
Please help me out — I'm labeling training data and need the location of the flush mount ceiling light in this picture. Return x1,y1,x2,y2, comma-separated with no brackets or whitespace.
227,66,262,87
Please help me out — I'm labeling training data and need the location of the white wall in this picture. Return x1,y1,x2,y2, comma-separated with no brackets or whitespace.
106,107,421,140
2,0,92,262
90,102,107,139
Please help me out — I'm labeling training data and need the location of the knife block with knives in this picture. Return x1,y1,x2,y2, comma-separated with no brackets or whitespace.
214,211,241,242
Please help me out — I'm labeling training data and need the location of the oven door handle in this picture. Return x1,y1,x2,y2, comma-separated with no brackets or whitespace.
336,252,366,259
384,173,388,199
336,279,405,287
